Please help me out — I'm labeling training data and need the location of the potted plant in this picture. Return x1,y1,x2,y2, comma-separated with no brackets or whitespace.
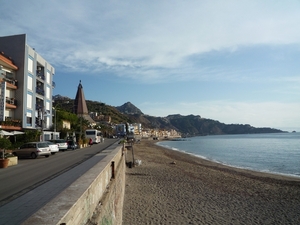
0,138,12,168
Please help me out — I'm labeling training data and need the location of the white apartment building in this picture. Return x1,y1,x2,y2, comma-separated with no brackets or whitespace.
0,34,55,134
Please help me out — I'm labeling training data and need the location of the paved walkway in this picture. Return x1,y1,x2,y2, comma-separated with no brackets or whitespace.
0,141,119,225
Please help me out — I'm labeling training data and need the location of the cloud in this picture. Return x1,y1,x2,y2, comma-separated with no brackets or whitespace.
1,0,300,85
2,1,300,70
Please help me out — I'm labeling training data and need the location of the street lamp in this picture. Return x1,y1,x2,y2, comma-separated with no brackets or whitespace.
53,107,57,140
40,107,48,142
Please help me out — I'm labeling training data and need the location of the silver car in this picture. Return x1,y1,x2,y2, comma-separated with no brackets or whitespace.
13,142,51,159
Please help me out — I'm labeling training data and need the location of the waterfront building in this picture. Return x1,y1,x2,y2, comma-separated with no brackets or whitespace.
0,51,19,130
131,123,142,135
0,34,55,139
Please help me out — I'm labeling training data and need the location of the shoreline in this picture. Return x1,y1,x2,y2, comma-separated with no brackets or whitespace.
122,139,300,224
156,140,300,182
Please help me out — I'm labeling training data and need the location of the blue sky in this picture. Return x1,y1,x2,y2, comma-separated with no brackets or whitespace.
1,1,300,131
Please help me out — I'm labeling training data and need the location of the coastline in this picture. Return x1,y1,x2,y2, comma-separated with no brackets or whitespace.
122,139,300,225
156,139,300,180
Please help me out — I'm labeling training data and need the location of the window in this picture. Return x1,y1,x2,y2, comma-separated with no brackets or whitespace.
26,110,32,126
27,74,33,90
26,117,32,126
46,70,51,83
27,92,33,108
28,56,33,74
31,144,36,148
46,85,50,98
86,131,96,135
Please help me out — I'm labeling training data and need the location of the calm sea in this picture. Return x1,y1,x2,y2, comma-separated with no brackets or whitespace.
157,133,300,178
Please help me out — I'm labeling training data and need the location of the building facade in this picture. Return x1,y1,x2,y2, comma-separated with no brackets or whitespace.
0,34,55,134
0,51,19,130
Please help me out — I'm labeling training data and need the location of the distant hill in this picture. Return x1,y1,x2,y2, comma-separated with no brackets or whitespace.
126,113,284,136
116,102,144,115
53,94,71,101
54,98,285,136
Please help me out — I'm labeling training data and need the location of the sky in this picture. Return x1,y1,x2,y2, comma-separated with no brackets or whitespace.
1,1,300,131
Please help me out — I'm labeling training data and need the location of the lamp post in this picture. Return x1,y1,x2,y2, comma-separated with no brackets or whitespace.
40,106,47,142
53,101,65,140
53,107,57,140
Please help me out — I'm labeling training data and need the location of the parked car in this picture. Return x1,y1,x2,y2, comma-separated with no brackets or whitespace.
13,142,51,159
49,139,68,151
45,141,59,155
67,140,78,150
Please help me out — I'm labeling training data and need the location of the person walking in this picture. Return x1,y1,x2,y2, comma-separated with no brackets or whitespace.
89,138,93,147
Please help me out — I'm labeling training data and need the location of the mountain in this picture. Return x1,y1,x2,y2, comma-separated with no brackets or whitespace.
53,94,71,100
126,113,284,136
116,102,144,115
54,99,285,136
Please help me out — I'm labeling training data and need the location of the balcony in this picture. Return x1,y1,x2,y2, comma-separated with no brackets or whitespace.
0,71,18,89
0,118,22,130
6,97,17,108
36,69,45,80
36,87,45,96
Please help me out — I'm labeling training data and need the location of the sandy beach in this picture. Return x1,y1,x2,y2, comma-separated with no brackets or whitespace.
122,139,300,225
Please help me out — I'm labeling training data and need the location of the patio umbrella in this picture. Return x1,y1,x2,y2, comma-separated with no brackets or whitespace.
0,130,14,136
10,131,24,135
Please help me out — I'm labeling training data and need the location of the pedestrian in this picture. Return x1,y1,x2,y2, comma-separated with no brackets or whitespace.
89,138,93,147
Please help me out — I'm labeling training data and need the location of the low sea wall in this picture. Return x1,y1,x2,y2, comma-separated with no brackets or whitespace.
23,143,126,225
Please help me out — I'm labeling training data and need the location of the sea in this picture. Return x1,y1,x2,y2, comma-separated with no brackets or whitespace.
156,132,300,178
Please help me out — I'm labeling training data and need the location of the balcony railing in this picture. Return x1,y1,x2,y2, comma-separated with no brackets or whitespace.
36,87,45,96
37,71,45,80
6,97,17,106
0,118,22,128
0,71,18,87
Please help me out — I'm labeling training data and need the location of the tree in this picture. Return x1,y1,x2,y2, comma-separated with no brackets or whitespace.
0,138,12,159
0,138,12,150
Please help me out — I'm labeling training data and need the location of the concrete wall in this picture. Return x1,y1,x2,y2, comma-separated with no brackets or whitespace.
23,144,126,225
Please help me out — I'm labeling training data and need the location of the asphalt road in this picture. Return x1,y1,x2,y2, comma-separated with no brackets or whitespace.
0,138,119,206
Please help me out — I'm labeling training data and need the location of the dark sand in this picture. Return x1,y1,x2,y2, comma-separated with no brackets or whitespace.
122,139,300,225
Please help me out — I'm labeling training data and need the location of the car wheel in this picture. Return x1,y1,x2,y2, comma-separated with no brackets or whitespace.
51,153,55,155
31,152,37,159
45,155,50,158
